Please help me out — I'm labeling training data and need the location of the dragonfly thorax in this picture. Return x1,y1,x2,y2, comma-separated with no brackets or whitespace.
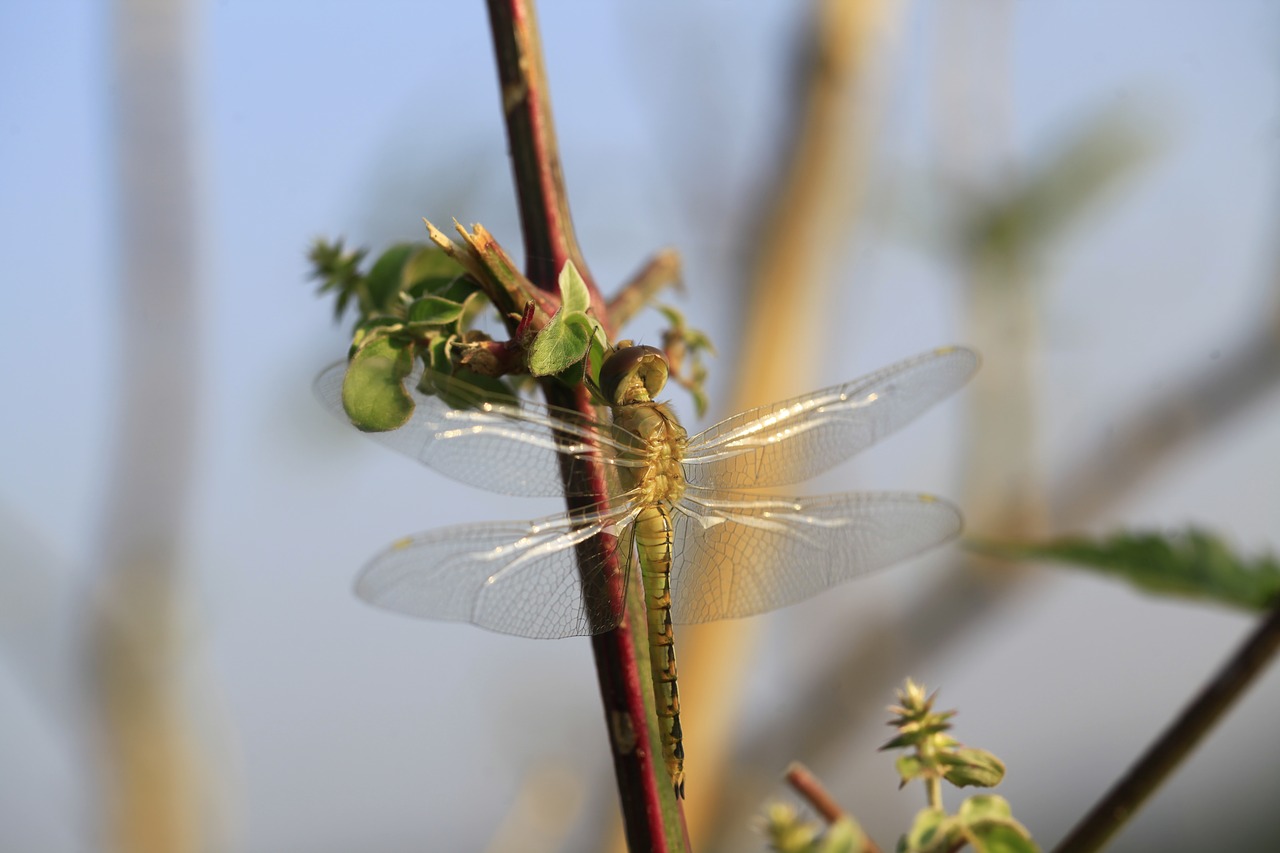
612,401,688,507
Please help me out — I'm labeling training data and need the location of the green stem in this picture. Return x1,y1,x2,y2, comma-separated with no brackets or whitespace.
483,2,687,850
1054,600,1280,853
926,777,943,812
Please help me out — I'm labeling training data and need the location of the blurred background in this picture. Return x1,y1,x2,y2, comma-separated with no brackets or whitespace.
3,1,1279,851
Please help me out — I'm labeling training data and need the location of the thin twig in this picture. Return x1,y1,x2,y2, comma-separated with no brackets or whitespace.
484,2,687,850
785,763,883,853
1053,600,1280,853
606,249,683,329
784,762,845,825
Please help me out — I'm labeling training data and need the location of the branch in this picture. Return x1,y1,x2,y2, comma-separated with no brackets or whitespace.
784,763,882,853
1054,600,1280,853
485,0,605,317
484,2,687,850
607,249,683,330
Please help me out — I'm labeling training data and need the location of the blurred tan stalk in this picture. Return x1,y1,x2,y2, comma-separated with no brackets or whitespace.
679,1,901,849
91,0,211,851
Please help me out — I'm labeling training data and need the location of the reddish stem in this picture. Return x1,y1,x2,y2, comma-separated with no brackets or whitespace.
484,2,685,849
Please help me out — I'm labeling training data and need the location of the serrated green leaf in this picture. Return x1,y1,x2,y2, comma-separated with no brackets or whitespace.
558,259,591,312
941,748,1006,788
407,296,465,326
341,336,415,431
973,528,1280,612
364,244,417,313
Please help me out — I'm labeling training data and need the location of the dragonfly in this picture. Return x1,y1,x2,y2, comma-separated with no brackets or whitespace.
316,344,979,798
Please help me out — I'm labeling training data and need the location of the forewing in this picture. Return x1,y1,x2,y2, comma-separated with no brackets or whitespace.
315,361,639,498
682,347,978,490
355,510,637,639
668,491,962,624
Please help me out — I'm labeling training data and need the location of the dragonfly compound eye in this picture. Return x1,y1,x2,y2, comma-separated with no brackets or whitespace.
600,345,669,404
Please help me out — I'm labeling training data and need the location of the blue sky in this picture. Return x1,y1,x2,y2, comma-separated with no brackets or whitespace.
3,2,1280,851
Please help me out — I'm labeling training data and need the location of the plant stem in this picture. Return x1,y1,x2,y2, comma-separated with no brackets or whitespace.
95,0,208,850
784,763,882,853
784,763,846,825
484,0,603,320
1054,601,1280,853
483,2,687,850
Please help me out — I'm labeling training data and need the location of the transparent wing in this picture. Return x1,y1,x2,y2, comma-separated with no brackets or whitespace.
354,508,637,639
682,347,979,490
667,490,962,624
315,361,643,498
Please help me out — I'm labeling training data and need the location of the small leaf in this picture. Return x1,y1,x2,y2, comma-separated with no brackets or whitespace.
758,802,818,853
881,720,952,751
966,823,1039,853
816,818,864,853
940,748,1006,788
958,797,1039,853
341,335,415,431
558,259,591,312
972,528,1280,612
586,326,609,388
526,264,605,378
365,243,417,313
899,808,955,853
407,296,465,326
957,795,1013,823
895,754,925,787
528,309,593,376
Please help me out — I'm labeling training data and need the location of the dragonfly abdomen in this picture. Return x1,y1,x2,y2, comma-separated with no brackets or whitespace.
635,503,685,799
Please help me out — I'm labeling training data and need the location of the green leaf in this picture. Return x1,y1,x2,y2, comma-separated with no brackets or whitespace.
895,754,925,787
899,808,952,853
526,261,605,379
816,818,864,853
365,243,417,313
402,245,464,287
586,326,609,388
558,259,591,312
759,802,819,853
427,335,452,376
940,748,1006,788
957,797,1039,853
972,528,1280,612
528,309,593,376
341,335,415,431
406,296,465,326
967,824,1039,853
957,796,1013,823
881,719,952,751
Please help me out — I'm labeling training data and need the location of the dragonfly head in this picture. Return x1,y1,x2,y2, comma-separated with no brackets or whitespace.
600,344,669,405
